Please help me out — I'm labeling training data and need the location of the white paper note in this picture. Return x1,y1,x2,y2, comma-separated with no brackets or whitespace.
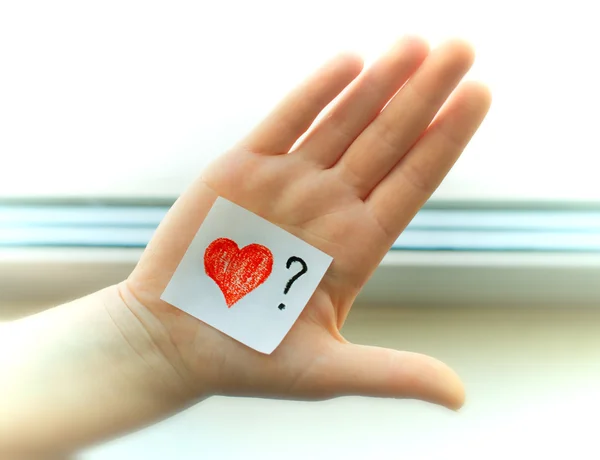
161,197,333,354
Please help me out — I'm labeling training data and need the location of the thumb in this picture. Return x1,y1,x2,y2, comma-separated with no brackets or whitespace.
328,342,465,410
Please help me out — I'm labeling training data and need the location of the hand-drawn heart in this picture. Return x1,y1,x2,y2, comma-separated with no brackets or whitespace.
204,237,273,307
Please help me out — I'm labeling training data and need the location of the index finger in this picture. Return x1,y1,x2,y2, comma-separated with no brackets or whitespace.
239,54,363,155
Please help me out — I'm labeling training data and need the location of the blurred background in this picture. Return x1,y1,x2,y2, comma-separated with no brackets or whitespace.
1,1,600,459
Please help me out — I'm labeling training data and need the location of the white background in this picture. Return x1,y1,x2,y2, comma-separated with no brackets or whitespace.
1,0,599,201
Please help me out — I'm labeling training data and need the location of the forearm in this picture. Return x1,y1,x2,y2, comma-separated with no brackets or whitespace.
0,285,195,457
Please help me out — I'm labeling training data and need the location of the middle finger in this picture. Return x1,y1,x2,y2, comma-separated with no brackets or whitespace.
336,39,475,198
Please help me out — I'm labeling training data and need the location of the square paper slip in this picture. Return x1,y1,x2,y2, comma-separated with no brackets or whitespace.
161,197,333,354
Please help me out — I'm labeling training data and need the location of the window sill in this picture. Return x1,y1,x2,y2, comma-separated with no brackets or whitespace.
2,248,599,320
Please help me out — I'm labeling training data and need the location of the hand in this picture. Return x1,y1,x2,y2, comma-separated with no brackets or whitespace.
123,36,491,409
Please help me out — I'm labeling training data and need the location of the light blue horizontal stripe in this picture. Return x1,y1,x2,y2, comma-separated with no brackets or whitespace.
1,225,600,251
3,206,600,232
2,205,600,251
0,227,155,247
394,230,600,251
409,210,600,231
0,206,168,226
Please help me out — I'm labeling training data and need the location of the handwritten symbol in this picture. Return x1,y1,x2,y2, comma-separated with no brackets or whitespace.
204,238,273,307
278,256,308,311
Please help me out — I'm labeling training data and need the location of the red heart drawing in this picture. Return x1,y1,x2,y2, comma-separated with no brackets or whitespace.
204,237,273,307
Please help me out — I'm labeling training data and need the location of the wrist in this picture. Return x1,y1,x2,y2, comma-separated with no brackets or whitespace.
0,285,199,455
108,283,200,404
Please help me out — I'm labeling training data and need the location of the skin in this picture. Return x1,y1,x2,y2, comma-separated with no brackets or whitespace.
0,36,491,456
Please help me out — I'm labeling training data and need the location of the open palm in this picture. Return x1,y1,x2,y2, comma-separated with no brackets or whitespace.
124,36,491,409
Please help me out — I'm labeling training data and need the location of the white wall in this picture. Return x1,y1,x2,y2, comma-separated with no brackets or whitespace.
2,0,600,202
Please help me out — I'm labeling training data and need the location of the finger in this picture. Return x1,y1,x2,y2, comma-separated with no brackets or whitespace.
367,81,492,239
295,36,429,167
239,53,364,155
336,39,475,198
327,343,465,409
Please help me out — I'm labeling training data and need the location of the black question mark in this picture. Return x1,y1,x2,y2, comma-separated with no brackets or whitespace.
278,256,308,310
